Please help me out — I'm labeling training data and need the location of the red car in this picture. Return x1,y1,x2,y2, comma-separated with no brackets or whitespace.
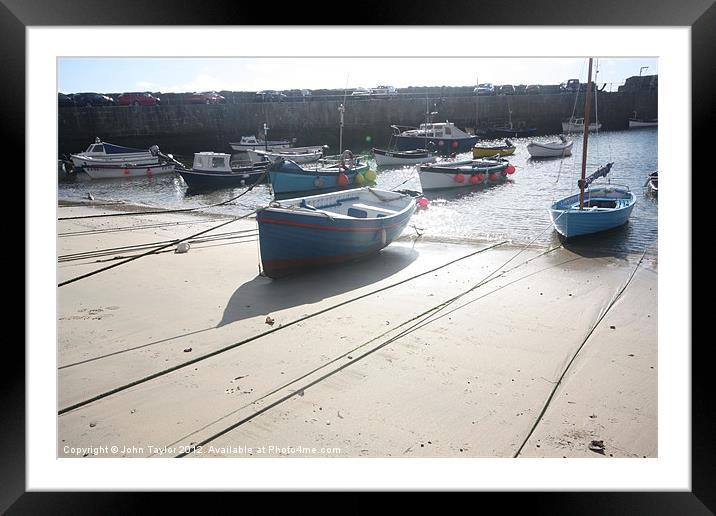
118,92,161,106
186,91,225,104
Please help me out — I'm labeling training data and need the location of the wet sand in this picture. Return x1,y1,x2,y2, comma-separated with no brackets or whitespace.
57,202,657,459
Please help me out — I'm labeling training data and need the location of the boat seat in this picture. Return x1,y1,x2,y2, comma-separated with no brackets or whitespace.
351,203,398,215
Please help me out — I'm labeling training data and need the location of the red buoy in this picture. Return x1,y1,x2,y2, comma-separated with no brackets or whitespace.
452,141,459,149
505,164,516,174
337,173,349,186
476,173,485,183
417,197,429,208
489,173,498,182
454,173,465,183
470,174,479,185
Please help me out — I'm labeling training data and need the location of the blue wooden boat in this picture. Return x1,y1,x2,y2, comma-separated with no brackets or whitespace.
256,187,417,278
178,152,269,189
268,154,371,195
549,58,636,239
550,183,636,238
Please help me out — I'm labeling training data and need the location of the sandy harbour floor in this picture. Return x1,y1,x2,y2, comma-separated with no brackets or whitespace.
57,201,657,459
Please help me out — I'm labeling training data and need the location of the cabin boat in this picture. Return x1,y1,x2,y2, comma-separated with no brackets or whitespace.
472,139,516,158
70,137,160,170
562,117,602,133
256,187,417,278
526,134,574,158
228,135,293,152
177,152,269,188
418,158,515,190
393,121,479,154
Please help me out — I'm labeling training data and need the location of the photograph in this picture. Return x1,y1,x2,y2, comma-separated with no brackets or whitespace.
10,13,705,509
56,56,660,462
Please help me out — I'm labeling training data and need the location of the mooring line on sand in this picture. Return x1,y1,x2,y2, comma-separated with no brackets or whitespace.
57,213,256,287
59,217,228,237
512,248,650,458
162,246,568,456
57,169,270,221
58,229,258,262
172,224,567,455
57,241,507,414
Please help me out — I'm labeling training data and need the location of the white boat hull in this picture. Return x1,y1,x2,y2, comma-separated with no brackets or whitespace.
561,121,602,132
629,119,658,128
83,163,176,179
526,140,573,158
71,153,157,169
374,153,437,167
419,168,508,190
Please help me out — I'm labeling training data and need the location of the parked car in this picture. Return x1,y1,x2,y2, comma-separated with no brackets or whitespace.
473,83,495,96
515,84,527,95
351,87,371,97
526,84,541,95
256,90,287,101
186,91,225,104
118,92,161,106
72,92,116,107
497,84,516,95
58,93,75,107
300,89,312,97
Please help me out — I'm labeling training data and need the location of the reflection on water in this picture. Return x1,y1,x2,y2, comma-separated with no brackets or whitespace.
59,129,657,258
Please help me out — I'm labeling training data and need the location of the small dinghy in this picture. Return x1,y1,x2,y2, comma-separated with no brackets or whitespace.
268,151,373,195
550,59,636,238
472,139,516,158
372,148,438,167
256,187,417,278
526,134,574,158
250,145,327,164
418,158,516,190
177,152,269,189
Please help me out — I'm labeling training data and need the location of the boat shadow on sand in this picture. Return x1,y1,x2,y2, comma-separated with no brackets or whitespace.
217,245,419,327
553,222,637,260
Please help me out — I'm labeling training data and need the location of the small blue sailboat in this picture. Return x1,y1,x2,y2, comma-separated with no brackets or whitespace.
549,58,636,238
256,187,417,278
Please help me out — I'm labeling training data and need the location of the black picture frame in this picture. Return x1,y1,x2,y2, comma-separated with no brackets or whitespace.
7,0,708,512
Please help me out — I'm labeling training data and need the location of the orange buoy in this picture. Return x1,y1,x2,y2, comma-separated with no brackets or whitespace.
337,173,349,186
417,197,429,208
454,173,465,183
506,164,516,174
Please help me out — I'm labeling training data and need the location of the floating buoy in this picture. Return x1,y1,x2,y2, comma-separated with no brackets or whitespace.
417,197,429,208
505,164,516,174
476,173,485,183
454,173,465,183
469,174,480,185
337,173,349,186
354,173,365,186
314,176,325,188
489,172,498,182
364,169,377,182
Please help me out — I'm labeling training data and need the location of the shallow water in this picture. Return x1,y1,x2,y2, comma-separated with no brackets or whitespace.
58,128,657,259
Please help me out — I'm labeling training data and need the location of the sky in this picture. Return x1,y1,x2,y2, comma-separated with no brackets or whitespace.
58,57,658,94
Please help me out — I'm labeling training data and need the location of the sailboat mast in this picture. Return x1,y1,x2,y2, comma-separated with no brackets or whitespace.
579,58,594,210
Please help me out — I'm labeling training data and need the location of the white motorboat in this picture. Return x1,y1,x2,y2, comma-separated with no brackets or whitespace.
70,137,160,169
248,145,327,164
228,135,293,152
561,118,602,133
526,134,574,158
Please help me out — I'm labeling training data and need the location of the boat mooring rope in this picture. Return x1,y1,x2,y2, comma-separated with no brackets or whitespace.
513,246,650,457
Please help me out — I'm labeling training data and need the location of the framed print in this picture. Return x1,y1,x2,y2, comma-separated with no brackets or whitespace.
7,0,710,512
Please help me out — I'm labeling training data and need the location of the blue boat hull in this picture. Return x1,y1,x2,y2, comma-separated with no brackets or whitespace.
269,161,369,194
395,135,479,154
549,187,636,238
256,195,415,278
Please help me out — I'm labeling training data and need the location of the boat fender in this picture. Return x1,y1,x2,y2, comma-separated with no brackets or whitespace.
337,173,349,187
470,174,480,185
175,242,190,254
454,173,465,183
505,164,516,175
489,173,499,182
